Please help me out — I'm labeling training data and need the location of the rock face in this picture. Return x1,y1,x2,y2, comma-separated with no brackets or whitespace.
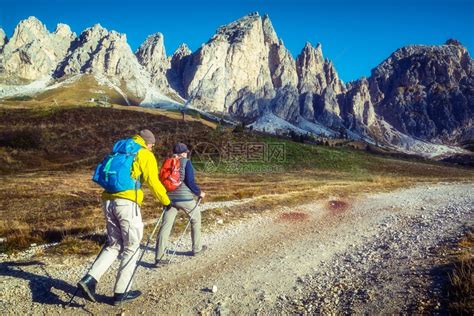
341,78,377,134
0,17,180,105
296,42,344,95
178,12,346,130
295,42,346,127
364,40,473,144
180,13,278,113
54,24,154,98
167,43,192,96
268,39,298,90
0,16,75,82
136,33,170,91
272,86,300,123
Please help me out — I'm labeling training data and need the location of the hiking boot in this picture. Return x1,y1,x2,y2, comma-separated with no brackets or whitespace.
154,258,171,266
78,274,97,302
192,245,208,256
113,290,142,305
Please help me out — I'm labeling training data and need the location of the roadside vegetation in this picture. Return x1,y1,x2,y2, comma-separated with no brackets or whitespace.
445,233,473,314
0,104,473,254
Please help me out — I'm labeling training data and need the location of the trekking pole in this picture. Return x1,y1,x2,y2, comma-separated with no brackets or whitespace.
66,241,108,307
120,206,166,303
169,197,203,263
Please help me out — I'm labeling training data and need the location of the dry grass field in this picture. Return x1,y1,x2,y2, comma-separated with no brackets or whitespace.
446,233,474,314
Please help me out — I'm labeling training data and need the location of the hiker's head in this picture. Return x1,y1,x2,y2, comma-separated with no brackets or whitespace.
139,129,156,150
173,143,190,157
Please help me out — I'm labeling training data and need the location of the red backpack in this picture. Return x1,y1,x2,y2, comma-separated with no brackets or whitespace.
159,157,182,192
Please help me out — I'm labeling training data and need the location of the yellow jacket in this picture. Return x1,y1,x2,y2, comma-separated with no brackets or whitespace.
102,135,171,206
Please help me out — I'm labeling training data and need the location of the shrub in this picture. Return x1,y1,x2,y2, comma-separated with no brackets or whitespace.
0,129,42,149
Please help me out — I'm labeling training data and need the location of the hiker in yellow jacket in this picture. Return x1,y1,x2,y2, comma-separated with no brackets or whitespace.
78,129,170,305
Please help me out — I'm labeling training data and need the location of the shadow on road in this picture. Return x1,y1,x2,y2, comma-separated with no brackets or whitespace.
0,260,109,308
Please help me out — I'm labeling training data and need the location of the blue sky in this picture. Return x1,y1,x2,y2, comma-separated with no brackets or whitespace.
0,0,472,82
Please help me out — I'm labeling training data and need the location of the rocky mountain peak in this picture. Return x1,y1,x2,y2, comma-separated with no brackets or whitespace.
262,14,278,45
212,12,269,45
445,38,464,47
136,32,169,90
182,11,280,112
301,42,324,63
361,41,473,144
0,16,75,81
303,41,323,54
136,33,167,64
172,43,191,60
53,23,75,40
324,60,344,94
55,24,133,79
296,41,328,94
9,16,49,47
371,42,471,93
89,24,111,38
268,39,298,90
170,43,192,72
167,43,192,96
73,23,108,47
293,41,346,127
136,33,166,58
91,23,104,31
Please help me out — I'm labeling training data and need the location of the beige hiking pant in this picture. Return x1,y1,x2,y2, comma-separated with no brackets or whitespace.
155,200,201,261
89,198,144,294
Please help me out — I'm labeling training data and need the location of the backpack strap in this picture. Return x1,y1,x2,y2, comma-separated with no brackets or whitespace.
103,154,115,182
179,157,188,182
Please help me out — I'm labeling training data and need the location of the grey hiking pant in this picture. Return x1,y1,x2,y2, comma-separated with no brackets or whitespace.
88,198,144,294
155,200,201,261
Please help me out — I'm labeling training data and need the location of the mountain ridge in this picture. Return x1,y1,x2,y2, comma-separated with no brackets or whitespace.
0,13,472,158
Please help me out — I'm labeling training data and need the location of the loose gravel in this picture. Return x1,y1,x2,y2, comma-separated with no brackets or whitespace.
0,182,472,315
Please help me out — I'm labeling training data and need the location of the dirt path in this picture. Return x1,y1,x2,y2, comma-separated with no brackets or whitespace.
1,182,472,314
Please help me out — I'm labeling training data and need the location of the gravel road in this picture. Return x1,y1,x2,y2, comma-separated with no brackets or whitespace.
0,182,472,314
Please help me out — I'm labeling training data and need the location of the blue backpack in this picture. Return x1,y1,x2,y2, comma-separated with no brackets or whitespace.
93,138,142,193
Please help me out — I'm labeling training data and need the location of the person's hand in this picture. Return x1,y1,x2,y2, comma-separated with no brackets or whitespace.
199,191,206,199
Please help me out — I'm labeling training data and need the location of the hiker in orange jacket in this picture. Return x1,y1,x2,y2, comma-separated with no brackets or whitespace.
155,143,206,265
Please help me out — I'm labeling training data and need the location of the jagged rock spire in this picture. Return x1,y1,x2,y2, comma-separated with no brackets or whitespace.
181,12,300,115
296,42,325,94
54,23,158,99
296,42,344,95
343,77,376,132
54,23,75,40
136,33,167,66
0,16,75,81
9,16,48,47
136,33,170,90
166,43,192,95
262,14,278,45
171,43,191,65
